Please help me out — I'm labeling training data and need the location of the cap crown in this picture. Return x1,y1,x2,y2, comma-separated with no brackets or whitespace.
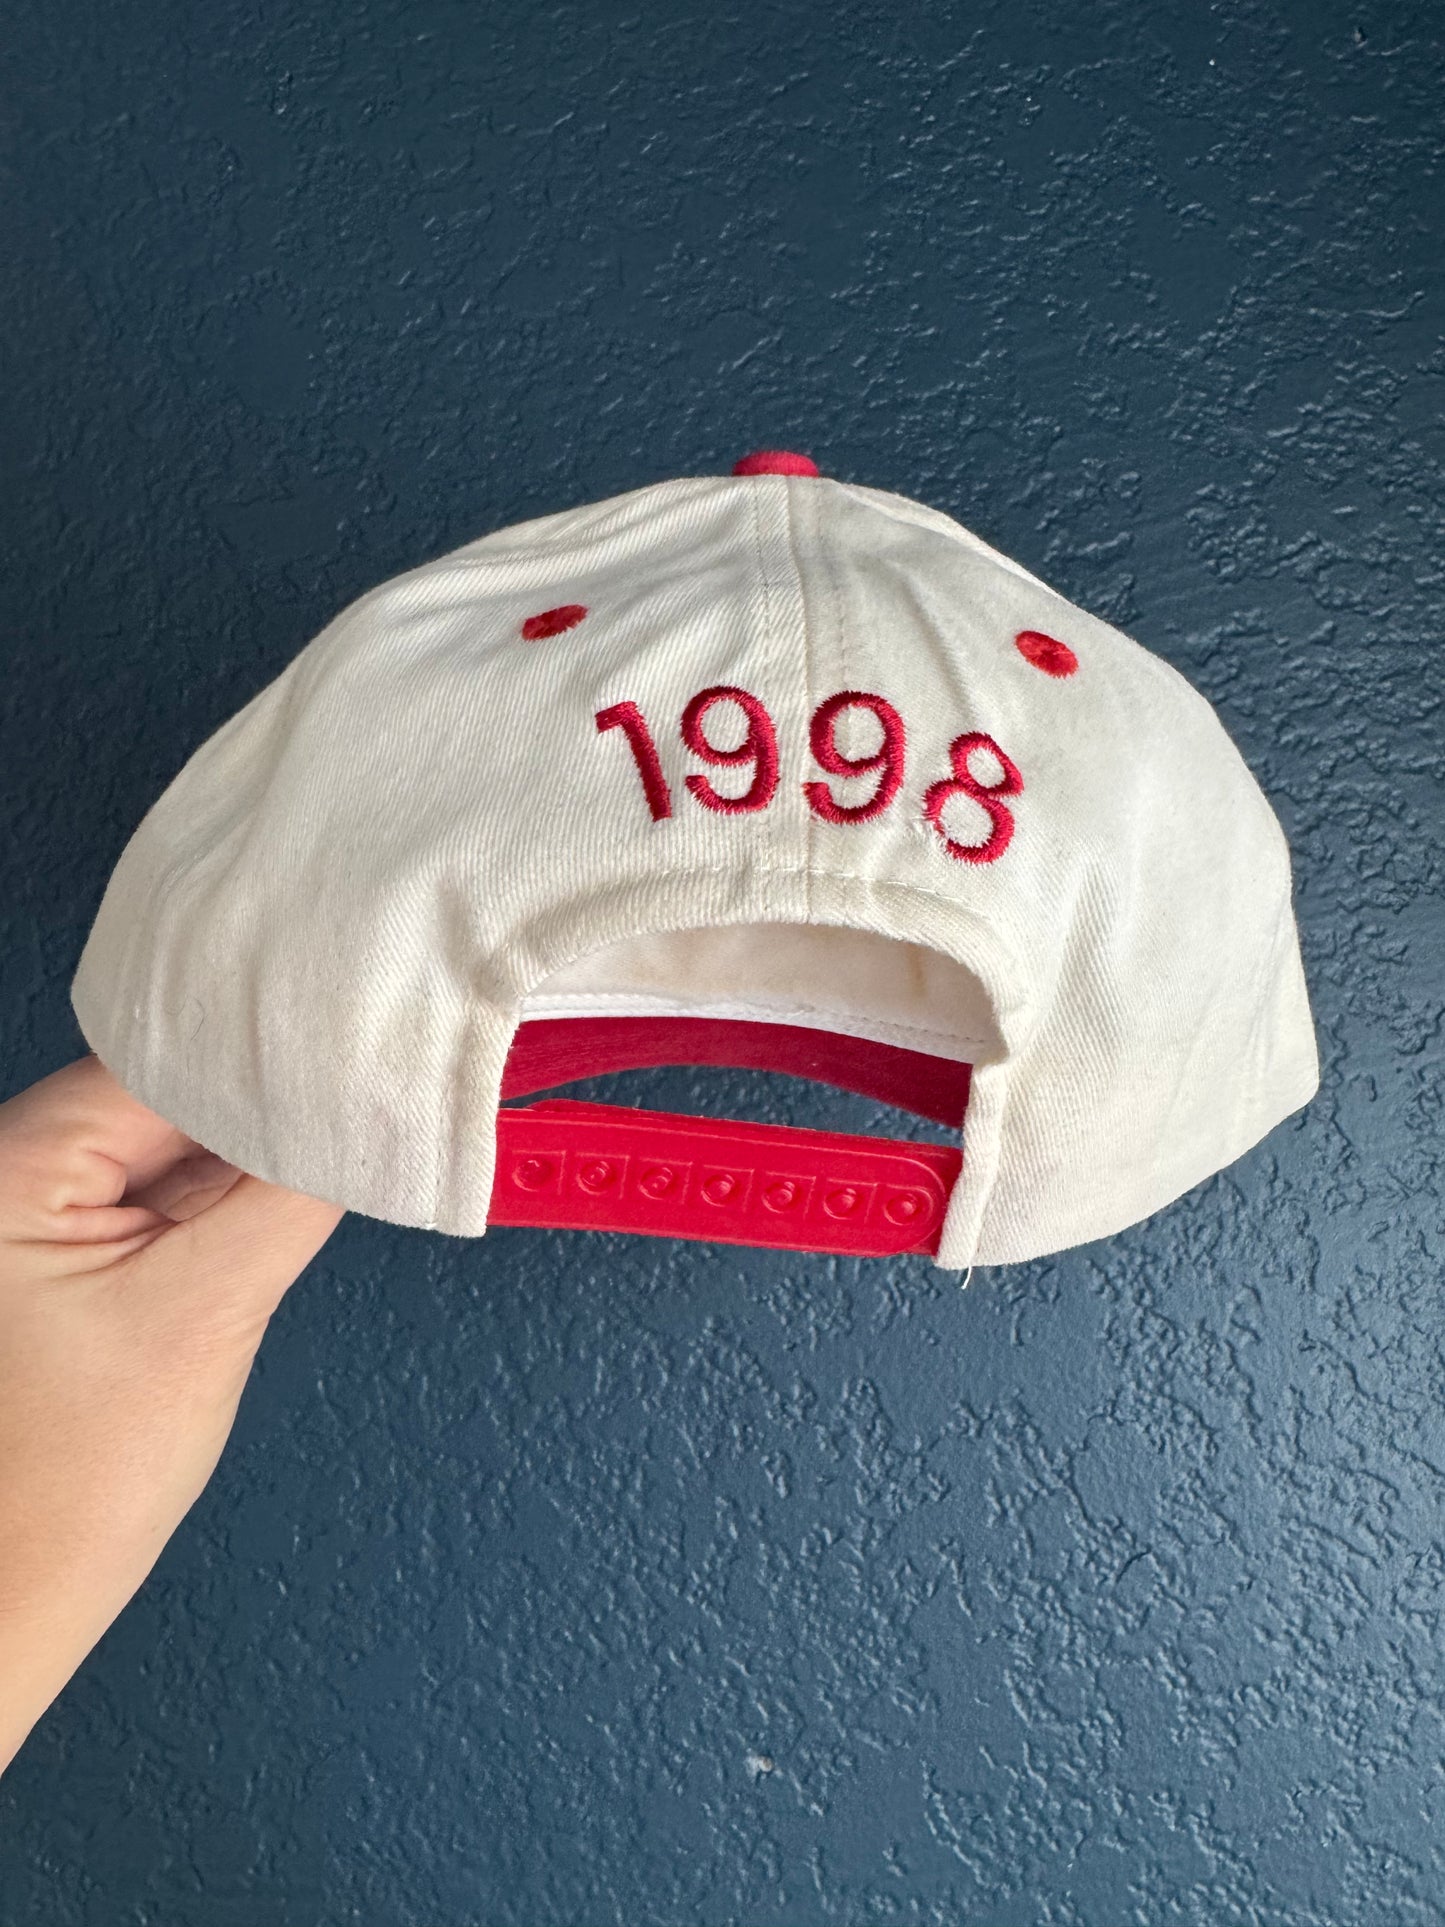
70,468,1318,1264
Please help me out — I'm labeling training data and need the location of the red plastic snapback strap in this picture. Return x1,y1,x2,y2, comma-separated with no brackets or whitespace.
490,1100,961,1257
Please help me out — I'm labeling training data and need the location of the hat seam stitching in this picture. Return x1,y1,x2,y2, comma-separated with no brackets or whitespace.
517,991,992,1054
744,478,790,889
778,477,816,921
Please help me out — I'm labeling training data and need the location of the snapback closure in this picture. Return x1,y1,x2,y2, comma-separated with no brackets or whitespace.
489,1099,960,1256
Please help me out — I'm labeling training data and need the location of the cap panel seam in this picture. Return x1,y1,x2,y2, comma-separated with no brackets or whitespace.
743,478,788,880
774,476,814,919
832,481,1060,597
446,474,739,560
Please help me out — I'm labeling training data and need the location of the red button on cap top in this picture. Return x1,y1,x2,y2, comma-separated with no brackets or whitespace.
732,449,820,476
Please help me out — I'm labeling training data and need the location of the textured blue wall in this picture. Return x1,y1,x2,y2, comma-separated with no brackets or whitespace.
2,1,1442,1921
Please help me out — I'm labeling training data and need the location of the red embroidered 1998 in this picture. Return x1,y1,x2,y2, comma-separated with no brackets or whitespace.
594,702,672,822
595,686,1023,863
681,685,779,814
805,690,906,824
924,732,1024,864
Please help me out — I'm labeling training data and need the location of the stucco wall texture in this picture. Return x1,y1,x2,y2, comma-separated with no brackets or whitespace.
2,1,1442,1922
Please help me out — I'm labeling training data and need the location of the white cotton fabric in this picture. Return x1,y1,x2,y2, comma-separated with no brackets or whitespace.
69,469,1319,1266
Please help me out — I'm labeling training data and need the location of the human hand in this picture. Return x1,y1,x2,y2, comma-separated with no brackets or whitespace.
0,1052,344,1775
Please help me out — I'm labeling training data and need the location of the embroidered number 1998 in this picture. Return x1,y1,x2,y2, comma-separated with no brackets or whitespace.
595,684,1022,864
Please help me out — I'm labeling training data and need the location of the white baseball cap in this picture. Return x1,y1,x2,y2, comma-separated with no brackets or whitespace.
69,448,1319,1268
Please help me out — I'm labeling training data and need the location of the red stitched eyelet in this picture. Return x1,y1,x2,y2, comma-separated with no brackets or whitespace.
521,603,589,641
1014,630,1078,677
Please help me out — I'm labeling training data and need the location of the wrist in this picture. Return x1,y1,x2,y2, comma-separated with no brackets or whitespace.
0,1529,169,1776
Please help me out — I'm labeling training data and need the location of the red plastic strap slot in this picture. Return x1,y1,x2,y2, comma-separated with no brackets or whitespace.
489,1100,961,1256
